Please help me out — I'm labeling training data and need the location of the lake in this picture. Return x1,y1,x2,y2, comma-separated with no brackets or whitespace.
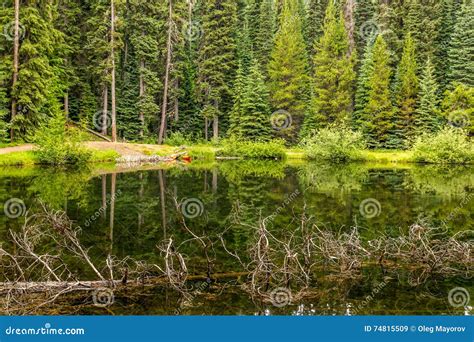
0,160,472,315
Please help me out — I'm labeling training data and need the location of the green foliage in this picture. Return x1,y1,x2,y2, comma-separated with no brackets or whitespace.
254,0,277,70
362,35,396,149
447,1,474,87
34,114,91,165
268,0,310,142
164,131,194,146
304,1,355,135
353,38,374,130
394,33,419,145
302,126,366,163
415,58,442,134
442,83,474,135
218,138,286,159
412,127,473,164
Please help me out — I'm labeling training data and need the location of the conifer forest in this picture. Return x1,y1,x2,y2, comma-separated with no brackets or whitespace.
0,0,473,317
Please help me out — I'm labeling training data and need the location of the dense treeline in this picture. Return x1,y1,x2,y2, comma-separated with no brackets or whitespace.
0,0,473,148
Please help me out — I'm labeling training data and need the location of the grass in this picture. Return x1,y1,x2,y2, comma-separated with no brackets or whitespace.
358,150,414,163
0,151,38,166
89,150,120,162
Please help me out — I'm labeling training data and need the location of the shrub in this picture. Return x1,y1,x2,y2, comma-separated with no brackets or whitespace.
164,132,194,146
34,114,92,165
412,127,473,164
302,126,366,163
218,138,286,159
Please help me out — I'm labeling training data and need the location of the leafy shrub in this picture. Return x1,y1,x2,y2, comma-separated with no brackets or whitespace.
218,138,286,159
302,126,366,163
165,132,194,146
412,127,473,164
34,114,92,165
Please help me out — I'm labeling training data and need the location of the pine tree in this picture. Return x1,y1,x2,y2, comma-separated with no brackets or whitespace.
239,59,272,140
353,37,375,130
435,0,461,94
354,0,377,59
414,58,441,134
5,0,68,139
229,60,246,137
197,0,237,140
303,1,355,135
442,83,474,135
404,0,441,68
394,33,419,145
254,0,276,70
306,0,327,55
268,0,310,142
363,35,395,149
447,1,474,87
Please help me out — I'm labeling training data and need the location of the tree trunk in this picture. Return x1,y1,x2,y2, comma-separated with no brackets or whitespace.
213,116,218,140
204,118,208,141
64,92,69,119
158,170,167,238
344,0,356,55
10,0,20,141
110,0,117,142
102,85,108,135
158,0,173,145
139,59,145,138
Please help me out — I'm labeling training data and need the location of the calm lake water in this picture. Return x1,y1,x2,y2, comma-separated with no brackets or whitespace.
0,161,472,315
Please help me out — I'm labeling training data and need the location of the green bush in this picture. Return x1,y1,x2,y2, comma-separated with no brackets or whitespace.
302,126,366,163
412,127,473,164
218,138,286,159
34,114,92,165
164,132,194,146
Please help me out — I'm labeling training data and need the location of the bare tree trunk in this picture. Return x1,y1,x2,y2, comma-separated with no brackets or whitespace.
110,0,117,142
139,59,145,138
158,170,167,238
344,0,356,55
158,0,173,145
102,85,108,135
101,175,107,220
10,0,20,141
212,169,218,193
64,93,69,119
109,173,116,244
204,118,208,141
213,116,218,141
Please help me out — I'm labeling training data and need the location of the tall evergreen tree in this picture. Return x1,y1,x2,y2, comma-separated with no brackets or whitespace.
268,0,310,141
254,0,276,70
447,1,474,87
394,33,419,145
354,0,377,59
353,37,375,130
414,58,441,134
306,0,327,55
303,0,355,135
363,35,395,148
197,0,237,140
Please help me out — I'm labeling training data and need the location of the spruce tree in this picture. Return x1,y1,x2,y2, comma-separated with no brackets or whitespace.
415,58,441,134
442,83,474,135
363,35,395,149
306,0,327,55
268,0,310,141
353,38,375,131
239,59,272,141
197,0,237,140
304,1,355,135
394,33,419,145
354,0,377,59
447,1,474,87
254,0,276,70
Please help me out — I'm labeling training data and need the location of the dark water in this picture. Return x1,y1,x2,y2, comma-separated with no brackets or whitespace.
0,161,472,315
